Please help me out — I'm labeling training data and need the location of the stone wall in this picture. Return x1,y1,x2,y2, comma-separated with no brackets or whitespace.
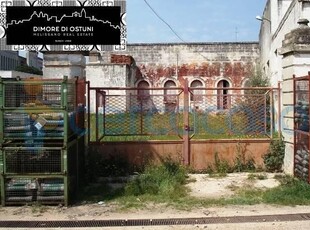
89,42,259,89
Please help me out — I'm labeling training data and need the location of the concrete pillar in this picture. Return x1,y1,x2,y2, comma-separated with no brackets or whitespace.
42,51,88,79
280,19,310,174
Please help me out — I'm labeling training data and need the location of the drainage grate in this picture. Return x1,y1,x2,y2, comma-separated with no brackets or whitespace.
0,213,310,228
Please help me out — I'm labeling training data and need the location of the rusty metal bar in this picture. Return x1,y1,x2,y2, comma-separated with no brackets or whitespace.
293,74,296,179
87,81,90,145
98,90,106,142
270,89,274,138
95,90,99,142
264,93,267,136
183,79,190,165
308,72,310,183
177,89,183,139
89,86,277,91
140,100,143,135
278,81,282,136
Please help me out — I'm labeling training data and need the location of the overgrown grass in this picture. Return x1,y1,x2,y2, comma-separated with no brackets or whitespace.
262,176,310,205
80,153,310,211
247,173,267,180
124,158,187,198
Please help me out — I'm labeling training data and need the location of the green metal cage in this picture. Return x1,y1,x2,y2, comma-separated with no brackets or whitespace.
0,138,84,206
2,177,65,205
0,77,76,110
0,76,86,206
2,111,77,141
1,147,63,174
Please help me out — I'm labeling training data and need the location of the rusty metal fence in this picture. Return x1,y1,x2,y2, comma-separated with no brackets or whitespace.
88,85,279,144
294,73,310,182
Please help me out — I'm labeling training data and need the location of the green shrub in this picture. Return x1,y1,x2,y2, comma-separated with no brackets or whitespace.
263,136,285,172
214,152,232,174
125,157,187,197
233,143,256,172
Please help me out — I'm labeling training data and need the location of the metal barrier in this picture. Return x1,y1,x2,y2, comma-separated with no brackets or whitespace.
88,85,279,143
188,87,275,139
0,77,87,206
294,73,310,182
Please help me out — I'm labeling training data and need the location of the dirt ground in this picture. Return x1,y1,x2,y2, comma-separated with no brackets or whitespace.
1,172,310,229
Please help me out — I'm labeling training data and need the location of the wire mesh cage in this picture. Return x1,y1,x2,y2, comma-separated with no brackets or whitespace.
1,78,76,110
295,133,309,181
36,178,64,204
0,77,86,206
90,88,183,142
189,90,271,138
89,87,273,142
3,113,31,138
0,139,82,206
4,177,65,205
3,112,79,140
3,148,62,174
5,178,37,204
295,80,309,132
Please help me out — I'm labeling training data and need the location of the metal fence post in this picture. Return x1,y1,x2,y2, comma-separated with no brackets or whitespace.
278,82,282,136
270,88,274,138
183,80,190,165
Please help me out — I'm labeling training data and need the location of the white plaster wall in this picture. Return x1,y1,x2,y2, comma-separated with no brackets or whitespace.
43,53,86,79
260,0,304,87
86,63,128,112
86,64,127,88
259,0,310,175
271,1,301,84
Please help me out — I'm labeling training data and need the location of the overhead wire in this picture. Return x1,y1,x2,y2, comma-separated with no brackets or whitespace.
142,0,209,60
143,0,186,43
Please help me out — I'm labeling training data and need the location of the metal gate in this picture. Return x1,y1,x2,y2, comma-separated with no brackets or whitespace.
88,82,278,165
293,73,310,182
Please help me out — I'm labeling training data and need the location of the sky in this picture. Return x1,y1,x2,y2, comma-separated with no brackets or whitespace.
126,0,267,43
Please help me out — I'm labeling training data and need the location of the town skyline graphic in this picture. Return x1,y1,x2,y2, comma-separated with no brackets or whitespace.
6,6,121,45
6,8,120,30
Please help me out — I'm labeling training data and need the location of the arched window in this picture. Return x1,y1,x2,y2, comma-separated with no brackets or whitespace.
164,80,177,103
164,80,177,112
243,79,251,87
190,80,203,102
217,80,230,109
137,80,150,102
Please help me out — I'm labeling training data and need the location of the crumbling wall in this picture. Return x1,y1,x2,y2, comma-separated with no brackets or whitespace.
99,42,259,88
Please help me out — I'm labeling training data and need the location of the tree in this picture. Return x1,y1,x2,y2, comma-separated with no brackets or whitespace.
247,68,269,87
